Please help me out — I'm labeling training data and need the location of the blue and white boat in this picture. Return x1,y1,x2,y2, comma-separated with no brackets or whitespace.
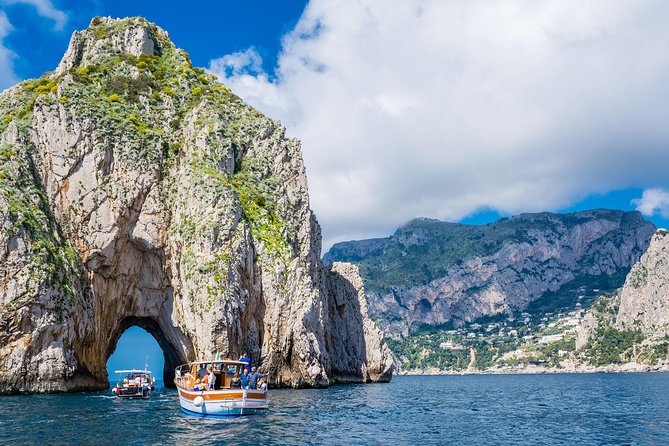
111,369,155,398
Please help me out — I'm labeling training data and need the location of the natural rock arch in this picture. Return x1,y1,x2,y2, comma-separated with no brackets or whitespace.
106,317,187,386
0,16,393,394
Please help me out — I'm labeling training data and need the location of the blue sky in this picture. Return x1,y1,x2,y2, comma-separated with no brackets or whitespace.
107,326,164,386
2,0,307,80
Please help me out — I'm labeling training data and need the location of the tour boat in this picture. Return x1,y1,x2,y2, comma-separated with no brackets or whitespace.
111,369,155,398
174,360,269,416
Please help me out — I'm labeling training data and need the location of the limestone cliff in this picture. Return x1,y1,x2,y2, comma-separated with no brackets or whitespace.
571,229,669,367
577,229,669,348
0,17,393,394
324,210,655,337
615,229,669,334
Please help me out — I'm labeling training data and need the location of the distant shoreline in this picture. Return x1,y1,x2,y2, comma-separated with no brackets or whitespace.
398,362,669,376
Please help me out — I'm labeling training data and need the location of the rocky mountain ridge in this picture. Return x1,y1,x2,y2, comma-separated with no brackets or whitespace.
388,228,669,375
324,210,655,337
0,17,393,394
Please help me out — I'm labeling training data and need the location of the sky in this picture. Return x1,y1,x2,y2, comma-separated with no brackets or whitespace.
107,326,164,387
1,0,668,250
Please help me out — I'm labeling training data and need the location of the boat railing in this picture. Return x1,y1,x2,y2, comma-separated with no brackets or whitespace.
174,363,192,386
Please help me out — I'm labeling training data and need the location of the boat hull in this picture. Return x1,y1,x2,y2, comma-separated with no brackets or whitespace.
176,387,268,417
118,387,151,398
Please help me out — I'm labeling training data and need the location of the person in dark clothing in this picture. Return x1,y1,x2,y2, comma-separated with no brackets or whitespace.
240,368,249,389
248,366,268,390
239,353,251,373
230,373,241,388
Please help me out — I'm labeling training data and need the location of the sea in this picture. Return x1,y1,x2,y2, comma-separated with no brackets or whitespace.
1,373,668,445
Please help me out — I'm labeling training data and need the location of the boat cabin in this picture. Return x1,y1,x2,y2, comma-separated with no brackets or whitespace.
175,360,249,391
112,369,154,398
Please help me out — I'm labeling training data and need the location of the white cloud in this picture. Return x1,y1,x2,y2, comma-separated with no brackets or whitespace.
0,0,68,90
210,0,669,248
3,0,68,31
0,11,18,91
634,188,669,219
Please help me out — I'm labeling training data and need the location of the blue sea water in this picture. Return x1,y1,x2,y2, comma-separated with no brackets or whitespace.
1,374,669,445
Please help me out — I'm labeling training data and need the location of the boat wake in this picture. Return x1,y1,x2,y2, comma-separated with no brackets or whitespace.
89,395,118,400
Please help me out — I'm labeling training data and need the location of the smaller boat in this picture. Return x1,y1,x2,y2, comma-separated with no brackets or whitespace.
111,369,155,398
174,360,269,416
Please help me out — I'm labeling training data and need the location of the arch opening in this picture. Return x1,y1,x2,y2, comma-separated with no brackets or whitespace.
105,317,185,388
106,326,163,387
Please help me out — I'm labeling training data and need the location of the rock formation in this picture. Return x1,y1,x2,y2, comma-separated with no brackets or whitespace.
324,210,655,337
0,17,393,394
577,228,669,349
615,229,669,334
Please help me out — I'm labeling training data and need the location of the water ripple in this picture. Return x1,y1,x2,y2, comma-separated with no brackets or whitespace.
1,374,669,445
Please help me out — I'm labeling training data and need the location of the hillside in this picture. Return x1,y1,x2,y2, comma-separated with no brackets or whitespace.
324,210,655,339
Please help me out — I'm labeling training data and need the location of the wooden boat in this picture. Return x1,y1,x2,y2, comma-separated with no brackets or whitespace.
111,369,155,398
174,360,269,416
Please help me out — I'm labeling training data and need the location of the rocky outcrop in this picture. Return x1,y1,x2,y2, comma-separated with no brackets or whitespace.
615,229,669,335
0,17,392,394
577,229,669,348
324,211,655,337
322,237,390,265
573,229,669,368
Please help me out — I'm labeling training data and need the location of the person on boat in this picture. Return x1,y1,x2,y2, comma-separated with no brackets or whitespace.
194,379,205,391
202,373,209,388
248,367,268,390
231,373,241,388
240,368,249,389
239,353,251,372
207,367,216,390
259,378,267,393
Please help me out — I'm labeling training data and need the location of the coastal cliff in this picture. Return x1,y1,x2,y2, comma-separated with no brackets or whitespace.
324,210,655,337
0,17,393,394
575,229,669,366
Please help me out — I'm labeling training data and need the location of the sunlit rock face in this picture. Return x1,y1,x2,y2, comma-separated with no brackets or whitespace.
0,17,392,394
576,229,669,350
614,230,669,335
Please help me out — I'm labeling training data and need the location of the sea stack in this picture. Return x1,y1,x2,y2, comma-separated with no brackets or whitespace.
0,17,393,394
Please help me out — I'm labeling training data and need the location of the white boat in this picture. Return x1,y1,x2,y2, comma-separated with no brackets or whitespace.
111,369,155,398
174,360,268,416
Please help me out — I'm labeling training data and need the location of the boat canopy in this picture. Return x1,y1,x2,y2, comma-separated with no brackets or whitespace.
190,360,247,366
114,369,152,374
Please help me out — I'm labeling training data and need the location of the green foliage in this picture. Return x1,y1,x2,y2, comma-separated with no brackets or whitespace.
524,271,628,317
580,327,644,366
104,74,152,102
24,78,58,95
189,155,290,261
0,143,81,316
230,159,289,260
93,25,107,40
629,266,648,289
387,336,471,371
637,342,669,365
